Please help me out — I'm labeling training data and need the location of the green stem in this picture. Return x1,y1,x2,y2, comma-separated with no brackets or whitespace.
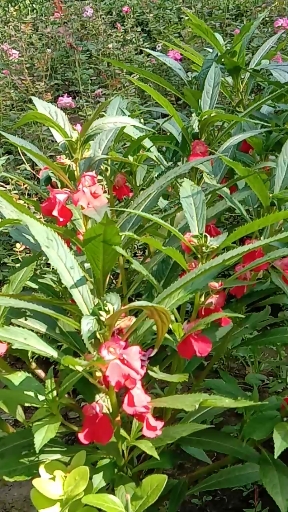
61,417,79,432
119,256,128,299
187,455,234,484
190,292,200,321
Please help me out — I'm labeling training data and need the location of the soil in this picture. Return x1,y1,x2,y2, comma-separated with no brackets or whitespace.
0,480,35,512
182,486,278,511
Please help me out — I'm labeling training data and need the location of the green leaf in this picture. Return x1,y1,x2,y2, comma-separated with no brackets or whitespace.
220,211,288,249
129,78,190,143
260,452,288,512
179,179,206,234
152,393,256,411
221,156,270,208
68,451,87,472
131,474,168,512
151,423,210,447
33,477,64,500
191,463,260,494
58,371,82,399
0,388,42,407
144,49,188,82
148,368,188,382
82,494,126,512
0,132,72,188
115,246,162,294
140,236,187,269
0,325,59,358
243,411,281,441
0,370,45,400
30,488,60,512
247,31,284,74
240,327,288,348
201,63,221,112
275,139,288,193
180,445,212,464
168,481,188,512
83,215,121,297
0,192,94,315
131,440,159,460
184,10,225,54
274,422,288,459
31,96,74,142
0,254,38,324
64,466,90,498
32,415,61,452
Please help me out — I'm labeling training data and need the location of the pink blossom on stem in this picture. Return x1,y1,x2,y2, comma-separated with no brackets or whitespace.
2,70,9,76
167,49,182,62
83,6,94,17
115,22,123,31
233,28,240,35
274,17,288,31
57,94,75,108
272,52,283,63
73,123,82,133
122,5,131,14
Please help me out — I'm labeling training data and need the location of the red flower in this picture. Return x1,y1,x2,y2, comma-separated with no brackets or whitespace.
41,187,72,226
99,336,145,391
78,402,114,445
281,397,288,410
181,232,197,254
188,153,204,161
220,178,237,195
274,257,288,272
230,263,252,298
123,382,151,416
0,342,9,357
205,290,227,309
205,220,222,238
141,413,164,439
242,239,269,272
230,284,248,299
179,259,199,278
177,331,212,359
239,140,254,154
191,140,209,156
73,171,108,215
112,173,133,201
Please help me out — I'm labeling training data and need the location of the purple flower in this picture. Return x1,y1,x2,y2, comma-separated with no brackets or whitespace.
122,5,131,14
57,94,75,108
167,49,182,62
83,6,94,18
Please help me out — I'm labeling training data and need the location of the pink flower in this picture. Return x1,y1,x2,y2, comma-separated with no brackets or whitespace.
233,28,240,35
208,281,224,290
7,49,19,60
83,6,94,17
112,173,133,201
93,88,103,98
141,413,164,438
205,220,222,238
272,52,283,63
115,22,122,31
57,94,75,108
274,17,288,30
181,232,197,254
0,342,9,357
122,5,131,14
1,43,10,52
205,290,227,309
51,11,62,20
123,382,151,416
41,187,72,226
78,402,114,445
2,70,9,76
73,123,82,133
191,140,209,156
177,331,212,359
167,49,182,62
72,172,108,215
274,257,288,272
99,337,145,391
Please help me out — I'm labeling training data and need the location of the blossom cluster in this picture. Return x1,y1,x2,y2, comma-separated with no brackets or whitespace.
1,43,20,61
274,17,288,30
78,335,164,445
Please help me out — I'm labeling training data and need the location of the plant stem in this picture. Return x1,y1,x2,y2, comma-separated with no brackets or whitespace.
190,292,200,321
187,455,234,483
119,256,128,299
61,417,79,432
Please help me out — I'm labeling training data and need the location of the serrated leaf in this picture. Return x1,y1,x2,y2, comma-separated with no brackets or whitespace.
151,423,210,447
240,327,288,347
32,415,61,452
131,474,167,512
243,411,280,441
0,325,59,358
274,422,288,458
131,440,159,460
151,393,257,411
140,236,187,269
201,63,221,111
260,452,288,512
191,463,260,494
148,368,188,382
0,192,94,315
179,179,206,234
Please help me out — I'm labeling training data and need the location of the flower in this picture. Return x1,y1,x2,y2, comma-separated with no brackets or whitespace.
51,11,62,19
187,153,204,161
141,413,164,438
233,28,240,34
73,171,108,215
123,382,151,416
2,70,9,76
93,88,103,98
115,22,122,31
122,5,131,14
167,49,182,62
273,257,288,285
274,17,288,31
191,140,209,156
57,94,75,108
208,281,224,290
181,232,197,254
220,177,237,195
242,239,269,272
0,342,9,357
272,52,283,63
177,331,212,359
73,123,82,133
205,220,222,238
198,290,231,327
179,260,199,278
239,140,253,154
281,397,288,410
41,187,72,226
83,6,94,17
99,337,145,391
113,173,133,201
7,49,19,60
76,230,83,254
78,402,114,445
